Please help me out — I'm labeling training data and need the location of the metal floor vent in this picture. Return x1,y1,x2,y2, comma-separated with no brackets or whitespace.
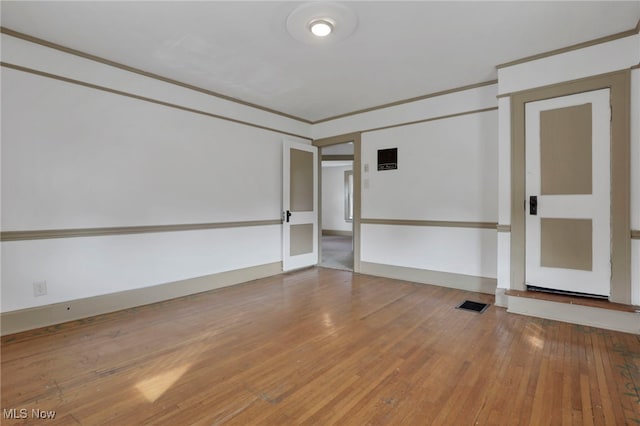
456,300,489,313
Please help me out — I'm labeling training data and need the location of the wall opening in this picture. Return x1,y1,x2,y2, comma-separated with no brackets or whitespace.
320,142,354,271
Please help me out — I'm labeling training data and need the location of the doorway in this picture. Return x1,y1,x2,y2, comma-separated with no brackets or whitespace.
509,70,631,304
524,89,610,297
319,142,354,271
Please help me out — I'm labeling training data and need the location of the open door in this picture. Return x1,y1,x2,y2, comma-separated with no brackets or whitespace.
283,140,318,271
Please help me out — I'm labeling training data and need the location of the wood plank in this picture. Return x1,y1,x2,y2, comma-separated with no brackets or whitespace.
1,267,639,424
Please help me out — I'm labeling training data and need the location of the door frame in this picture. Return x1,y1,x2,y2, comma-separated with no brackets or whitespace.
510,70,631,304
314,132,362,273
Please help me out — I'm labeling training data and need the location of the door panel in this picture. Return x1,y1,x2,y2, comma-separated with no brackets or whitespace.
290,223,314,256
540,103,592,195
525,89,610,295
283,140,318,271
290,149,314,212
540,218,592,271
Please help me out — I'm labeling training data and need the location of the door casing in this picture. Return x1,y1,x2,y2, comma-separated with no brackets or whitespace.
314,133,362,273
509,70,631,304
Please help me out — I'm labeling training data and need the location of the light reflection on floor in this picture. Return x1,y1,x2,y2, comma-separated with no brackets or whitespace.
136,364,192,402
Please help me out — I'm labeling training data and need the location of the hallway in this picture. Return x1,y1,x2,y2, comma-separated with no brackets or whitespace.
320,235,353,271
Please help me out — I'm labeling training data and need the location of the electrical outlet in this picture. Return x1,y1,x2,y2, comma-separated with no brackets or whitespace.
33,281,47,297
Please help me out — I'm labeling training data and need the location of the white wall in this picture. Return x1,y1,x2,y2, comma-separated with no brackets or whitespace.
497,34,640,305
2,227,281,312
362,225,497,278
313,84,497,140
1,69,286,229
1,34,310,313
314,82,501,285
322,143,354,156
321,164,352,233
359,108,499,279
361,111,498,222
1,34,311,138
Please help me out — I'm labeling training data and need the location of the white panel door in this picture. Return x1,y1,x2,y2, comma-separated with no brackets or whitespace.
283,140,318,271
525,89,611,296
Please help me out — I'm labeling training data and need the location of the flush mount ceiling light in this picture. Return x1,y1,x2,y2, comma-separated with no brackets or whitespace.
309,19,334,37
287,2,357,45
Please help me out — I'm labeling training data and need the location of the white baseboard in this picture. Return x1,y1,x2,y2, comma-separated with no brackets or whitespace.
507,295,640,334
359,261,497,294
1,262,282,336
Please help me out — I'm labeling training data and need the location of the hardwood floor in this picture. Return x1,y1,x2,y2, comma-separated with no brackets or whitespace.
2,267,639,425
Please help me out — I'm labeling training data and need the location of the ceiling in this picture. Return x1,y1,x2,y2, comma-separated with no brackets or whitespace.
2,1,639,123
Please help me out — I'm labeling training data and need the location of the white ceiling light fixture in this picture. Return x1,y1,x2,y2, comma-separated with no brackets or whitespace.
287,2,357,45
309,19,334,37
